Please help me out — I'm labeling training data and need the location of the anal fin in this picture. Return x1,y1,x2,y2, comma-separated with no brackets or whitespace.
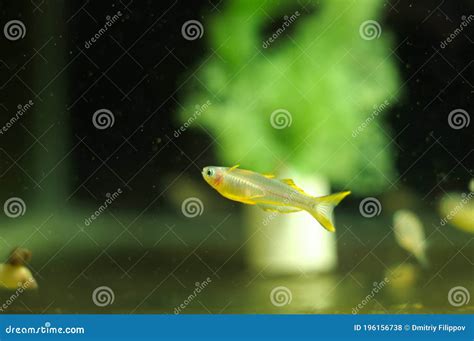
257,204,302,213
222,192,264,205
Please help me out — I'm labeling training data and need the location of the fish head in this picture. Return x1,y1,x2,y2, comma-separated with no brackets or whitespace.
202,166,225,189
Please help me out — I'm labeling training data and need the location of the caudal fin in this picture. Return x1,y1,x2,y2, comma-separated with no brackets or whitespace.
307,191,351,232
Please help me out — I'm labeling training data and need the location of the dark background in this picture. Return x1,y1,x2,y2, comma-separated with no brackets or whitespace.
0,0,472,209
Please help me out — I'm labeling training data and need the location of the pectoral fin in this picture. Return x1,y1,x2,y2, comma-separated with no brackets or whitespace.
257,204,302,213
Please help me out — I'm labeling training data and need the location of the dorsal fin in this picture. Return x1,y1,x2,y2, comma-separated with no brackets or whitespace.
281,179,306,194
227,164,240,173
262,173,275,179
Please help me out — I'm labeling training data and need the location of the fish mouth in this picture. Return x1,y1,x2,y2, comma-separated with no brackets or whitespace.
201,167,210,181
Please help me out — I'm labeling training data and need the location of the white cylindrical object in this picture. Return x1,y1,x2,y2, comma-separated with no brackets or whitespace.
245,171,337,274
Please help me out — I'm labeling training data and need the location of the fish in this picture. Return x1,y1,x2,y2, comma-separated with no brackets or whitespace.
201,165,350,232
393,209,429,268
439,191,474,234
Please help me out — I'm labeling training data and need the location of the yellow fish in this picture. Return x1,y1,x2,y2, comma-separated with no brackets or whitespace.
202,165,350,232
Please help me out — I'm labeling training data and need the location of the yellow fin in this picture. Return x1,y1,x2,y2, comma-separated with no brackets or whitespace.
262,173,276,179
257,204,302,213
281,179,306,194
221,192,264,205
307,191,351,232
227,164,240,173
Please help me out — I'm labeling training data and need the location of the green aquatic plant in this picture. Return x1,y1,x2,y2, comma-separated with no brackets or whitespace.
179,0,400,193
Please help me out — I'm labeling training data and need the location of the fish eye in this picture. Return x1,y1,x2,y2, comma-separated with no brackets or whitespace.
206,169,214,177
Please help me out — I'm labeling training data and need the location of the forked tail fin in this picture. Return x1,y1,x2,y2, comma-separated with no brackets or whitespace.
307,191,351,232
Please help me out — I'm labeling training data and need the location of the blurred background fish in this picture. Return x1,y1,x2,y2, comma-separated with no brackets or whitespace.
438,180,474,234
393,210,429,268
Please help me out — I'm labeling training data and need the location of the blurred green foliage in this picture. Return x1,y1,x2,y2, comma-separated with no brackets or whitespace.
179,0,400,194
